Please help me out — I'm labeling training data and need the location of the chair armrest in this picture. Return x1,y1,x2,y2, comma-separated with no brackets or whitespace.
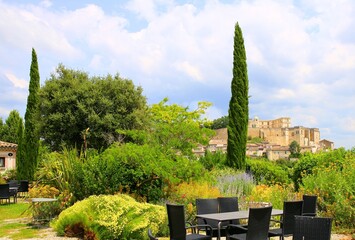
187,224,213,235
302,213,316,217
227,224,247,231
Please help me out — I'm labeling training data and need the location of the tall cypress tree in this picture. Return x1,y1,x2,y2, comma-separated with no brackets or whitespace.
15,119,25,179
23,48,41,180
227,23,249,169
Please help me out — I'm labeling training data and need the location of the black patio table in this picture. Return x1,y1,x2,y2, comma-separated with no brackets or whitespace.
196,209,283,240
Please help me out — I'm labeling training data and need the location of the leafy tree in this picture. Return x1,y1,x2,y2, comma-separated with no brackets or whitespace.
124,98,215,157
0,110,23,143
227,23,249,169
211,116,228,129
22,48,41,180
40,64,148,151
289,140,301,158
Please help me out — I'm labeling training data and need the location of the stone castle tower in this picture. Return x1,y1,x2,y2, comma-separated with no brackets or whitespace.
248,117,320,148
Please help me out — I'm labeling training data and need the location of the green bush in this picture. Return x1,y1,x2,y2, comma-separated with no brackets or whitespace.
199,151,226,170
51,194,168,240
300,148,355,229
246,158,290,185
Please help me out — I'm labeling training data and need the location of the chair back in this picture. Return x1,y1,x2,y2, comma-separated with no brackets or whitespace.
148,228,158,240
0,184,10,198
19,180,29,192
282,200,303,236
8,180,19,188
218,197,240,225
196,198,219,227
302,195,317,216
166,203,187,240
246,206,272,240
293,216,332,240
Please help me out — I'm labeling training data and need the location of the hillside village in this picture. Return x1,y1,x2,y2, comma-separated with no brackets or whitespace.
194,117,334,160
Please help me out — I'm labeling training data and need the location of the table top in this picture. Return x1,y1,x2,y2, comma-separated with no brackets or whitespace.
196,209,283,221
31,198,58,203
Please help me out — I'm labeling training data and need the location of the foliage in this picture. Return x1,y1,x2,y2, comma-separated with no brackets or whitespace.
227,23,249,170
212,168,255,198
36,144,209,203
40,64,148,151
246,184,300,210
0,110,23,144
300,148,355,229
130,98,215,157
15,119,24,180
22,48,41,181
198,151,227,170
168,181,221,222
289,140,301,158
51,194,168,240
246,158,290,185
292,148,349,190
210,116,228,129
247,137,263,144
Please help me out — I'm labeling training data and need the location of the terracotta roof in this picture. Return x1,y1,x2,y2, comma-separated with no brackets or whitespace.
0,141,17,149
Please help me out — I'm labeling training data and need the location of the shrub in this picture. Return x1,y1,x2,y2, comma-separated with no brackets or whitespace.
212,168,255,198
51,194,168,240
246,184,300,210
300,150,355,229
168,181,221,222
246,158,290,185
199,151,226,170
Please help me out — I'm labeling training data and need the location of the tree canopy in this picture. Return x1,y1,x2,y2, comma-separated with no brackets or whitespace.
40,64,148,151
0,110,23,144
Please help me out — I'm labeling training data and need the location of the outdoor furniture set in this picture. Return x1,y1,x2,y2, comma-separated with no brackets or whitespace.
0,180,29,204
148,195,332,240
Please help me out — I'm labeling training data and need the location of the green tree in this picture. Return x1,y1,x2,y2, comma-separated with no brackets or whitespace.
40,64,148,151
23,48,41,180
15,119,25,179
211,116,228,129
0,110,23,143
227,23,249,169
122,98,215,157
289,140,301,158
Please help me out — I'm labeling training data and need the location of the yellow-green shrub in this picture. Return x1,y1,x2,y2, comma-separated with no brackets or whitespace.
51,194,168,240
246,184,300,209
168,181,221,222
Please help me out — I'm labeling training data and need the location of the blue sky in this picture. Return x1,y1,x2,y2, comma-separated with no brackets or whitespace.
0,0,354,149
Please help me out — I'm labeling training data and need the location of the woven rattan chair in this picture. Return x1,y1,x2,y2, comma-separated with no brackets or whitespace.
293,216,332,240
268,200,303,240
167,203,212,240
302,195,317,217
226,206,272,240
196,198,221,237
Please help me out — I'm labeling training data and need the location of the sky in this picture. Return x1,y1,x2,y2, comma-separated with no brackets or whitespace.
0,0,354,149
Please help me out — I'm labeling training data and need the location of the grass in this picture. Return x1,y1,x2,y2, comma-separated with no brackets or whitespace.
0,200,45,239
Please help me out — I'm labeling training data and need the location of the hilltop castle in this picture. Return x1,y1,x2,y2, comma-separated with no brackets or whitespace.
193,117,334,160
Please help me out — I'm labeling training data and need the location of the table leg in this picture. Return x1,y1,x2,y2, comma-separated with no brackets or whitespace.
217,221,222,240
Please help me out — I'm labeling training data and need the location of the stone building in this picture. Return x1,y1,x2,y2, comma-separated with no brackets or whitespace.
0,141,17,174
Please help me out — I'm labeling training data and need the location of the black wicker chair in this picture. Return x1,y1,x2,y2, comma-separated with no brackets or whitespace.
268,200,303,240
226,206,272,240
167,203,212,240
195,198,221,237
0,184,11,204
148,228,158,240
18,180,29,197
293,216,332,240
302,195,317,217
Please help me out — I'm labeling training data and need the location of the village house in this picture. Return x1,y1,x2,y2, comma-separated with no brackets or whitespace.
0,141,17,174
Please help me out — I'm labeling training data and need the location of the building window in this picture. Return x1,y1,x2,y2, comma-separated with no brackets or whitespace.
0,157,5,167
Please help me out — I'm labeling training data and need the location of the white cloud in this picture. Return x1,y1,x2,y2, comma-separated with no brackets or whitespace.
175,61,203,82
5,73,28,89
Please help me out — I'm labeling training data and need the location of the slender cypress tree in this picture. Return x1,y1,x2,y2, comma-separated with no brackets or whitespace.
227,23,249,169
23,48,41,180
15,119,25,179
